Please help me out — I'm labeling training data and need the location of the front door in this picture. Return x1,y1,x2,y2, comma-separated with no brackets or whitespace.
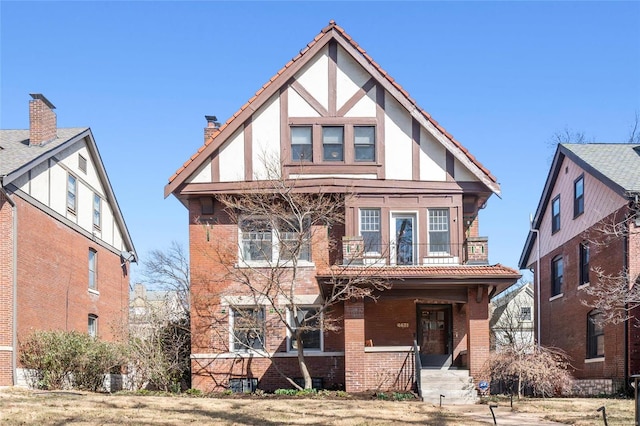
417,304,452,368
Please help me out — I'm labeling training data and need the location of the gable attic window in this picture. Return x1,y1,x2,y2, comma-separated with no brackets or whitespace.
291,126,313,161
93,193,101,229
551,195,561,234
79,154,87,173
322,126,344,161
574,175,584,217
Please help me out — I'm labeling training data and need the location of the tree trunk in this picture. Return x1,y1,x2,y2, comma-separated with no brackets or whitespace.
295,331,312,389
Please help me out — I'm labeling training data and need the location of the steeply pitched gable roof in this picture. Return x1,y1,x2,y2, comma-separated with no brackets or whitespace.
165,20,499,198
0,127,137,258
518,143,640,269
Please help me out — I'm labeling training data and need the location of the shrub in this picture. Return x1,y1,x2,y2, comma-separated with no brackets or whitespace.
19,330,124,391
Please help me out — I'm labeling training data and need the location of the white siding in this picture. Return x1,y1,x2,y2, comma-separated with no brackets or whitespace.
218,129,245,182
384,96,412,180
49,161,67,215
419,128,446,181
252,94,281,179
336,45,370,111
294,47,328,111
30,161,49,203
288,87,320,117
531,156,626,264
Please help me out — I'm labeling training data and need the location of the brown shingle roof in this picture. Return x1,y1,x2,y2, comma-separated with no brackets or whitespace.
168,20,497,186
317,263,520,279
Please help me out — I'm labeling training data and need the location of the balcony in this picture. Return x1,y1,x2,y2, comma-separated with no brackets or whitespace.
342,236,489,267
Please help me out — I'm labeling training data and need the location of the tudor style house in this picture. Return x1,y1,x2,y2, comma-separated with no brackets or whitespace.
520,143,640,395
166,21,519,403
0,94,136,386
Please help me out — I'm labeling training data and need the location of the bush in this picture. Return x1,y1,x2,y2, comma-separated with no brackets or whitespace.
19,330,124,391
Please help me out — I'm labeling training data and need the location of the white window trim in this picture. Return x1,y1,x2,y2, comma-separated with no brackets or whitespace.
286,306,323,353
584,357,605,364
427,208,451,257
359,208,382,257
549,293,564,301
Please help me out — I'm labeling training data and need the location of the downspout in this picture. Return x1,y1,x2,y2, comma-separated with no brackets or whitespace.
0,180,18,386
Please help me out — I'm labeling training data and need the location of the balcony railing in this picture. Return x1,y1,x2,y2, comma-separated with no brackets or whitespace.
342,236,488,266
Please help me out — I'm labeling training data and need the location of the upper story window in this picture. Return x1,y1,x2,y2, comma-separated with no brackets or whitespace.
428,208,450,255
291,126,312,161
240,217,310,264
232,307,265,352
587,311,604,358
88,248,97,290
520,306,532,321
579,242,590,286
93,193,101,229
354,126,375,162
359,208,381,254
551,256,563,297
551,195,561,234
67,174,77,213
574,175,584,217
288,307,321,351
322,126,344,161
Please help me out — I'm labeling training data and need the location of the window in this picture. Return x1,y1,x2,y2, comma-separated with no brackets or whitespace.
93,193,101,229
88,314,98,338
240,219,273,262
574,176,584,217
428,209,450,255
240,217,310,264
78,154,87,173
278,219,310,262
88,249,97,290
67,174,77,213
354,126,375,162
360,209,381,254
587,311,604,358
232,307,265,351
551,256,563,296
288,307,321,351
520,307,532,321
291,126,312,161
551,196,561,233
579,242,590,286
322,126,344,161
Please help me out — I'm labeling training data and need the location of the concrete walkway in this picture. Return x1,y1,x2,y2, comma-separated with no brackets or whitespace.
444,404,564,425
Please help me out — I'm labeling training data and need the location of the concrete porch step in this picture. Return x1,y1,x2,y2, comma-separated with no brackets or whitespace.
419,369,479,405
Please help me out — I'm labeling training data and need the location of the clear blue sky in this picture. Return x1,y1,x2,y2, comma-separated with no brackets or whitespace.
2,1,639,283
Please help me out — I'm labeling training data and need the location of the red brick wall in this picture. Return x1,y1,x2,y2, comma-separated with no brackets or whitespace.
467,286,489,378
363,350,414,391
537,209,628,380
15,196,128,356
0,194,15,385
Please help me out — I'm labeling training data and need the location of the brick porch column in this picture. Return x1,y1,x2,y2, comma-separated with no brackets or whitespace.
467,286,489,378
344,299,365,392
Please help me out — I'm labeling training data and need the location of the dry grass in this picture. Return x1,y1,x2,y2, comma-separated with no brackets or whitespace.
508,396,634,425
0,388,635,425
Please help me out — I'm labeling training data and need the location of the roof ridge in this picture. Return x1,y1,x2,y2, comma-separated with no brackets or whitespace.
168,20,497,185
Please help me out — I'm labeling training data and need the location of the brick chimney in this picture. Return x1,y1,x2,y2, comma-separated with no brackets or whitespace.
204,115,220,143
29,93,57,146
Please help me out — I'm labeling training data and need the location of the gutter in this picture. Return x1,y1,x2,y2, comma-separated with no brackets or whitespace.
0,179,18,386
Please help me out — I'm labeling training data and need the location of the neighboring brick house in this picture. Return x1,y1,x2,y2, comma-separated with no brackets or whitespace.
165,21,519,402
489,282,534,351
520,143,640,395
0,94,137,386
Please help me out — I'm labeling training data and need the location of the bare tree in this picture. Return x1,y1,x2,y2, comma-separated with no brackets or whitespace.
490,281,535,353
581,209,640,326
126,242,191,391
194,157,390,390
